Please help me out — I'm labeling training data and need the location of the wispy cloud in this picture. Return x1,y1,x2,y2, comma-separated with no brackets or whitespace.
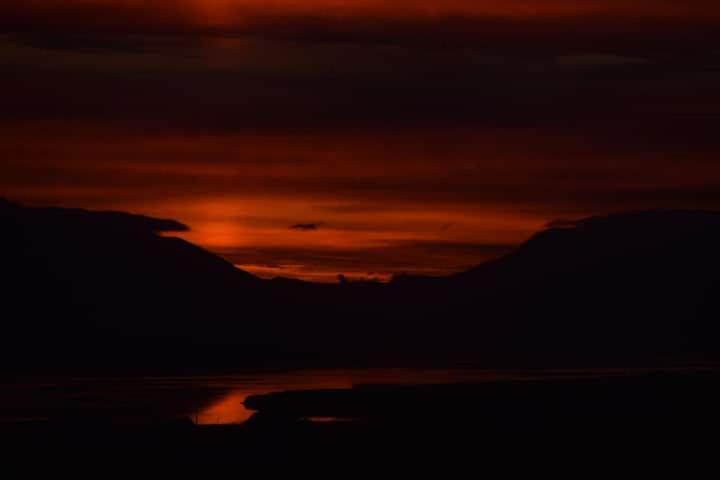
290,223,321,231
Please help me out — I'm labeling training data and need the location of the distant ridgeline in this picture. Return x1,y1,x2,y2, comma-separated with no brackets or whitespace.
2,198,720,374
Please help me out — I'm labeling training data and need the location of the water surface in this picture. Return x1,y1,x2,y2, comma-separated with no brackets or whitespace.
1,366,710,425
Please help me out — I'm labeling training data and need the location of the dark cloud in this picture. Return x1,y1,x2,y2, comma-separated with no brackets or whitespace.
1,32,717,138
1,199,189,234
552,54,652,69
2,2,719,52
290,223,321,231
2,33,154,53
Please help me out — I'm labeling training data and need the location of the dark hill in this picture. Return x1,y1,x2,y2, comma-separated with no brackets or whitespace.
0,199,267,373
412,210,720,364
2,199,719,373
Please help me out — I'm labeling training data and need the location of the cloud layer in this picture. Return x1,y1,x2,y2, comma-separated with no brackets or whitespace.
1,1,719,280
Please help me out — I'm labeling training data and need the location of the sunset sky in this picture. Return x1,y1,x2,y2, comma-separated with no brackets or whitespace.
2,1,719,281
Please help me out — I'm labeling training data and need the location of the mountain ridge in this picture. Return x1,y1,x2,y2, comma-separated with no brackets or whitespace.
2,198,719,373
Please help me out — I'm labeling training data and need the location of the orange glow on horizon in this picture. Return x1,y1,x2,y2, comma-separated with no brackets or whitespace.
4,121,719,282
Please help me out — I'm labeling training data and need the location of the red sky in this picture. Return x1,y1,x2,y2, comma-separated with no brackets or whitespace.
2,1,719,281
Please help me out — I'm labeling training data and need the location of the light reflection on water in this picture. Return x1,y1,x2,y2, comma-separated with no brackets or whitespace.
193,368,507,424
2,366,712,425
1,367,500,425
195,391,250,424
191,365,718,425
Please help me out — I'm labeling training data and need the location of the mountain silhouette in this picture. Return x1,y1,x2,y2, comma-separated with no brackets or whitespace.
2,199,719,374
406,210,720,364
1,199,266,373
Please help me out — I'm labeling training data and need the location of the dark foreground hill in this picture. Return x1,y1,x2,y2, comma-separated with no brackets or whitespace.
390,210,720,364
5,371,720,477
0,198,271,373
2,199,719,373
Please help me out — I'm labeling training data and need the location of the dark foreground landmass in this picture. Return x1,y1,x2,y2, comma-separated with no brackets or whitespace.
3,370,719,477
3,200,720,475
3,198,720,373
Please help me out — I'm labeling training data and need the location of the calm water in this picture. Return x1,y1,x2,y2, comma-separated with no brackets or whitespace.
1,367,710,425
192,368,507,424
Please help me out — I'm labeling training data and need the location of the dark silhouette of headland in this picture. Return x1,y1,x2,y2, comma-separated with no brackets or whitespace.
3,198,720,374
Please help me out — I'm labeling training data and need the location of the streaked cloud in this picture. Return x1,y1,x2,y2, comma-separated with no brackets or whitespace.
1,1,719,281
